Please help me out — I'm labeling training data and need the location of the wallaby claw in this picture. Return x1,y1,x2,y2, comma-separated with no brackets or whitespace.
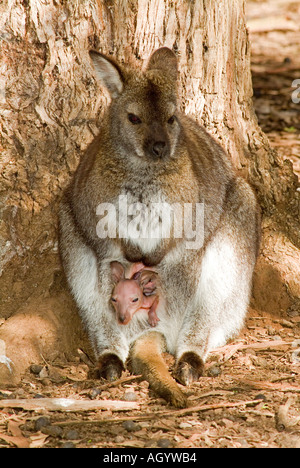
97,353,124,381
175,352,204,386
169,390,188,409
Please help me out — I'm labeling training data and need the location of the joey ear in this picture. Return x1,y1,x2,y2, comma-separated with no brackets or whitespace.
146,47,178,83
110,262,125,283
89,50,124,98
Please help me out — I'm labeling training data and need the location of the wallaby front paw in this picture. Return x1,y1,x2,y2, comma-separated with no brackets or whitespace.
97,353,124,381
175,351,204,386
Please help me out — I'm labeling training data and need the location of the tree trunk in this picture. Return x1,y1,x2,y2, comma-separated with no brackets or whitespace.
0,0,299,383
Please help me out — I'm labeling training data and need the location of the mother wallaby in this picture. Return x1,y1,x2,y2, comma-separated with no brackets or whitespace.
59,48,260,407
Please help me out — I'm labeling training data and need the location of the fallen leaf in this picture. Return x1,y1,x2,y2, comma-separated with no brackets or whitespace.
0,432,16,447
189,433,202,442
29,433,49,448
7,420,30,448
0,421,30,449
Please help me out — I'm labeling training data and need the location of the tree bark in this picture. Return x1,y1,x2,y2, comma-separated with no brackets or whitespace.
0,0,299,382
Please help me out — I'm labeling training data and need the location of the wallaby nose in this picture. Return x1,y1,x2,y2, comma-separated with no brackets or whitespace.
152,141,166,158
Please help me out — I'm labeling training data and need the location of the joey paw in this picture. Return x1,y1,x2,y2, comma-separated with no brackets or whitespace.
148,317,160,327
175,352,204,386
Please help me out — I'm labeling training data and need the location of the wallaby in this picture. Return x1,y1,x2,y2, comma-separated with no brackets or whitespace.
110,261,160,327
59,47,260,408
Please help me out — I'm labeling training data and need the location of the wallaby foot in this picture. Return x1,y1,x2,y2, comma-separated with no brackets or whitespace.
175,351,204,386
97,353,124,381
129,332,187,408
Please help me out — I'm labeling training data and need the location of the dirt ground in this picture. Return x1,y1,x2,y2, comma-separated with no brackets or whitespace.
0,0,299,449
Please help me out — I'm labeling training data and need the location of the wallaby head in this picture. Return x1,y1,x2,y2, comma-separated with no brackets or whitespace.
89,48,180,162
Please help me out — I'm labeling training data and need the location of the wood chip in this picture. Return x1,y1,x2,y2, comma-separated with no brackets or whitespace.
276,397,300,432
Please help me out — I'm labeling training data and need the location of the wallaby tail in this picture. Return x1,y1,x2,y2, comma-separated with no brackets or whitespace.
128,331,187,408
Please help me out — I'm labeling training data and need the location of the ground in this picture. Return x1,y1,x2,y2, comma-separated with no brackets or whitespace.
248,0,300,179
0,0,299,449
0,314,299,449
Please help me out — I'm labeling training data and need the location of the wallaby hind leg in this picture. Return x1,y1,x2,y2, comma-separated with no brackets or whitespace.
175,352,205,386
174,178,259,386
97,353,125,382
129,331,187,408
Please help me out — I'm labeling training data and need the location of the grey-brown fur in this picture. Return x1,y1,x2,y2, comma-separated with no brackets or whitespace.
59,48,260,407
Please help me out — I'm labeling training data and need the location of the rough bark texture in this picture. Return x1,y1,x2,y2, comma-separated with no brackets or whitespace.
0,0,299,383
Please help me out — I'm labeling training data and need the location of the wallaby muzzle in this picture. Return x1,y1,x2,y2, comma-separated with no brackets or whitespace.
144,124,169,160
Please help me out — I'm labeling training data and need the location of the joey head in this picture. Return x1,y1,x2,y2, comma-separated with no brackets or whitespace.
110,261,160,327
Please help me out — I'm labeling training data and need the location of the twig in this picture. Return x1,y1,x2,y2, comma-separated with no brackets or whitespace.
56,414,153,427
215,339,293,353
0,398,139,412
212,340,293,362
237,379,300,393
97,374,143,390
77,348,94,367
40,353,50,367
192,390,233,399
244,409,274,418
56,399,258,427
251,64,300,74
168,399,259,416
271,376,296,383
76,374,143,390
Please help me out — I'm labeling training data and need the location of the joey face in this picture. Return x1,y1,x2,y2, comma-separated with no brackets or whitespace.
111,279,143,325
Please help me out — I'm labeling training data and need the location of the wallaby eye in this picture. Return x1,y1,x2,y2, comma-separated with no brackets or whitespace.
168,115,176,125
111,298,117,303
132,298,139,303
128,113,142,124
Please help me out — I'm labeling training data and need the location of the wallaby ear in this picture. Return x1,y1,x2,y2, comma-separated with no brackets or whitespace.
110,262,125,284
89,50,124,98
146,47,178,83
